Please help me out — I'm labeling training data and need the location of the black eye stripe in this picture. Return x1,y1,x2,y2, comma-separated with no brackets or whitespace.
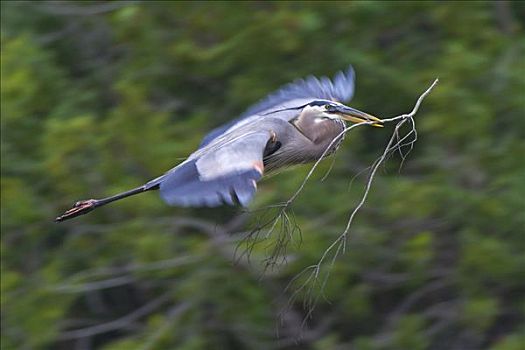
308,100,340,112
261,100,337,116
308,100,332,107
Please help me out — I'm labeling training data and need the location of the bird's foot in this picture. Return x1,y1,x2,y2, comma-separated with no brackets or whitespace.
55,199,98,222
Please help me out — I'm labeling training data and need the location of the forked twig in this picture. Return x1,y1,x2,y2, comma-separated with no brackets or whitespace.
238,79,439,318
287,78,439,320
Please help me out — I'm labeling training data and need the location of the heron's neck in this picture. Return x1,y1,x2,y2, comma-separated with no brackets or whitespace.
293,113,345,145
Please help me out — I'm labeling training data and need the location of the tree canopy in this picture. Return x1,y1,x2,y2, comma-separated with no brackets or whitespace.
1,1,524,349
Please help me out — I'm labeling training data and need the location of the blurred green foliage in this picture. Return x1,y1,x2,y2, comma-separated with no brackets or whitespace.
1,1,524,349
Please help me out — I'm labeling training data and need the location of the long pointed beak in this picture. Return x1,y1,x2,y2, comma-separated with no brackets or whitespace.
337,105,383,127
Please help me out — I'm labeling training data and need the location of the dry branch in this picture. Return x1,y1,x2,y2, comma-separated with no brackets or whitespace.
239,78,439,320
294,78,439,320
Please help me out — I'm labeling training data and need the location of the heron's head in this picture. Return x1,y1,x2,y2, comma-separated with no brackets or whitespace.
305,100,383,127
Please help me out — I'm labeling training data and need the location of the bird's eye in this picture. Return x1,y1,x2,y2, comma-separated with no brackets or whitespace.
325,104,336,112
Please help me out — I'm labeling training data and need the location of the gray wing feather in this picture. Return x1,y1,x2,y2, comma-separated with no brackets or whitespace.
153,125,278,207
195,130,269,181
199,65,356,148
241,66,355,118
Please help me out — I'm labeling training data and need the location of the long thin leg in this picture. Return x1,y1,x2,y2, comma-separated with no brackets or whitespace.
55,184,158,222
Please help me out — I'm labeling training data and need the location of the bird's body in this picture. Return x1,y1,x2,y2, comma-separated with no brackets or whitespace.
263,111,346,172
56,66,382,222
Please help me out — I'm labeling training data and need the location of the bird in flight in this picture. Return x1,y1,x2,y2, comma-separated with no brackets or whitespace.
56,66,382,222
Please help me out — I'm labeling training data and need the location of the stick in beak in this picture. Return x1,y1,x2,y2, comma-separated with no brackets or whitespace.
337,106,383,127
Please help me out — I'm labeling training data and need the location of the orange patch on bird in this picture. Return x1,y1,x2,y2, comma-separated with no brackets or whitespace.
253,161,264,174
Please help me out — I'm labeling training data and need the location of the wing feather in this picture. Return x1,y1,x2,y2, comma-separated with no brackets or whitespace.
154,128,275,207
198,65,356,148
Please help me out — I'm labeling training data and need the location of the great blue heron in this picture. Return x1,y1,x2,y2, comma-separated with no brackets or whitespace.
56,66,382,222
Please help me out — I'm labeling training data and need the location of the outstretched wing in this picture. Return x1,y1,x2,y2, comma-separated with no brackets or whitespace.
199,65,356,148
241,65,356,118
152,126,278,207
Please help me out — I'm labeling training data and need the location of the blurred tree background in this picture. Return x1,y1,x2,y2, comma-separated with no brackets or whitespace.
1,1,524,349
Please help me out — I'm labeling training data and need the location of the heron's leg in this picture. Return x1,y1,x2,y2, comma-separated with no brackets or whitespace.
55,184,158,222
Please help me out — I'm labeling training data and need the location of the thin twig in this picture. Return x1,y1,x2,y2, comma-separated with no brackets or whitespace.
241,79,438,271
282,78,439,321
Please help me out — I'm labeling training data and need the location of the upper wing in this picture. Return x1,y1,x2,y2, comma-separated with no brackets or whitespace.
198,65,356,148
240,65,356,118
154,121,285,207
